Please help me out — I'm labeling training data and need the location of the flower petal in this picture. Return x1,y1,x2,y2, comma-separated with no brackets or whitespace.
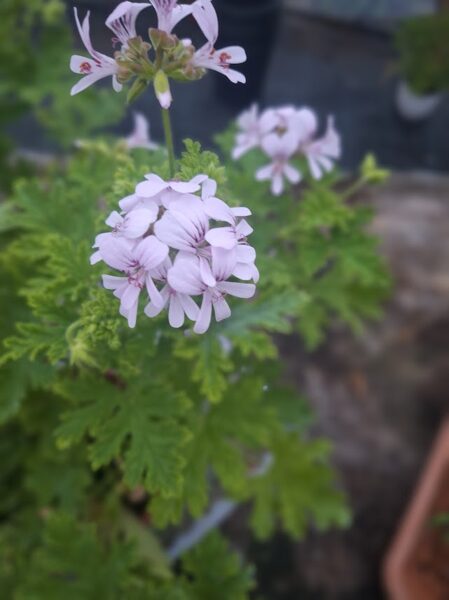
179,293,200,321
213,296,231,322
194,293,213,334
136,174,168,198
192,0,219,43
204,197,234,224
206,227,237,250
168,255,204,295
168,294,185,328
134,235,169,270
218,281,256,298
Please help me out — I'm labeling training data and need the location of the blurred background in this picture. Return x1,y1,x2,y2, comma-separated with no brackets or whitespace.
3,0,449,598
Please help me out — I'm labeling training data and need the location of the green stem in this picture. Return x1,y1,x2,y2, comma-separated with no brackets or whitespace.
161,107,176,178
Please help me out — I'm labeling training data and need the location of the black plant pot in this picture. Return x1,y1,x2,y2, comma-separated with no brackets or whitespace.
213,0,282,110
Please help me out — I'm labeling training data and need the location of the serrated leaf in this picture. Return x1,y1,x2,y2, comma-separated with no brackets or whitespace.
181,532,254,600
249,433,351,540
56,376,191,498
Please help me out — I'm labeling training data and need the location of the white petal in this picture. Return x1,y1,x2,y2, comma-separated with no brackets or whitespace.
119,193,140,212
179,293,200,321
192,0,219,43
105,211,123,228
154,212,196,252
204,197,234,224
272,173,284,196
144,286,169,317
168,256,204,295
97,236,135,271
232,206,251,218
194,293,212,334
255,164,274,182
206,227,237,250
218,281,256,299
201,177,218,200
70,55,95,74
236,244,256,263
236,220,253,238
71,72,109,96
213,296,231,322
199,256,216,287
102,274,127,290
90,250,103,265
123,208,157,238
146,276,164,308
136,174,168,198
168,295,185,328
121,299,139,328
211,246,237,281
261,133,284,157
284,163,301,185
219,45,247,64
135,235,169,270
121,283,141,310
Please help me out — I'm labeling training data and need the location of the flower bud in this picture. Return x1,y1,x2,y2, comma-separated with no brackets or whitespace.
154,70,172,109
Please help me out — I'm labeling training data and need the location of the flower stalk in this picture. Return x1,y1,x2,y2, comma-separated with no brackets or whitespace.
161,107,176,177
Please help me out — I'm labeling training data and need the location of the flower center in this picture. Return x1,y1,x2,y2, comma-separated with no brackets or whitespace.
218,52,232,69
80,61,92,74
127,264,146,288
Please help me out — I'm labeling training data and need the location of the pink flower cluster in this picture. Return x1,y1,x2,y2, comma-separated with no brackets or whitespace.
70,0,246,102
233,105,342,196
91,175,258,333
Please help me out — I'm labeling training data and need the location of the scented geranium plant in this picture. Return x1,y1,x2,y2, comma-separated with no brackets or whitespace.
0,1,390,596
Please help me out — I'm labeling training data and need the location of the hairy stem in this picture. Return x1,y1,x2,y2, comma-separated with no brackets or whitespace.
161,108,176,178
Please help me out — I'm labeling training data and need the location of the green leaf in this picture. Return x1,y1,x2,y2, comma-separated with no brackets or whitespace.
56,376,192,498
15,514,151,600
174,334,233,404
181,532,255,600
250,433,351,540
151,376,278,524
0,360,54,424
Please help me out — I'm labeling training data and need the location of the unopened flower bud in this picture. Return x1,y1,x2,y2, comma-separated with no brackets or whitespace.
154,70,172,109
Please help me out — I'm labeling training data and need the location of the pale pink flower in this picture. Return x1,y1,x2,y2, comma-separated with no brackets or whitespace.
118,193,160,213
106,1,149,48
301,116,341,179
168,250,255,334
149,0,193,33
119,174,206,213
91,173,257,332
192,43,246,84
154,195,216,285
232,104,264,160
259,105,298,133
125,112,159,151
256,132,301,196
135,173,207,207
144,258,200,327
97,235,169,327
70,9,122,96
233,244,259,283
90,206,158,264
204,197,252,250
